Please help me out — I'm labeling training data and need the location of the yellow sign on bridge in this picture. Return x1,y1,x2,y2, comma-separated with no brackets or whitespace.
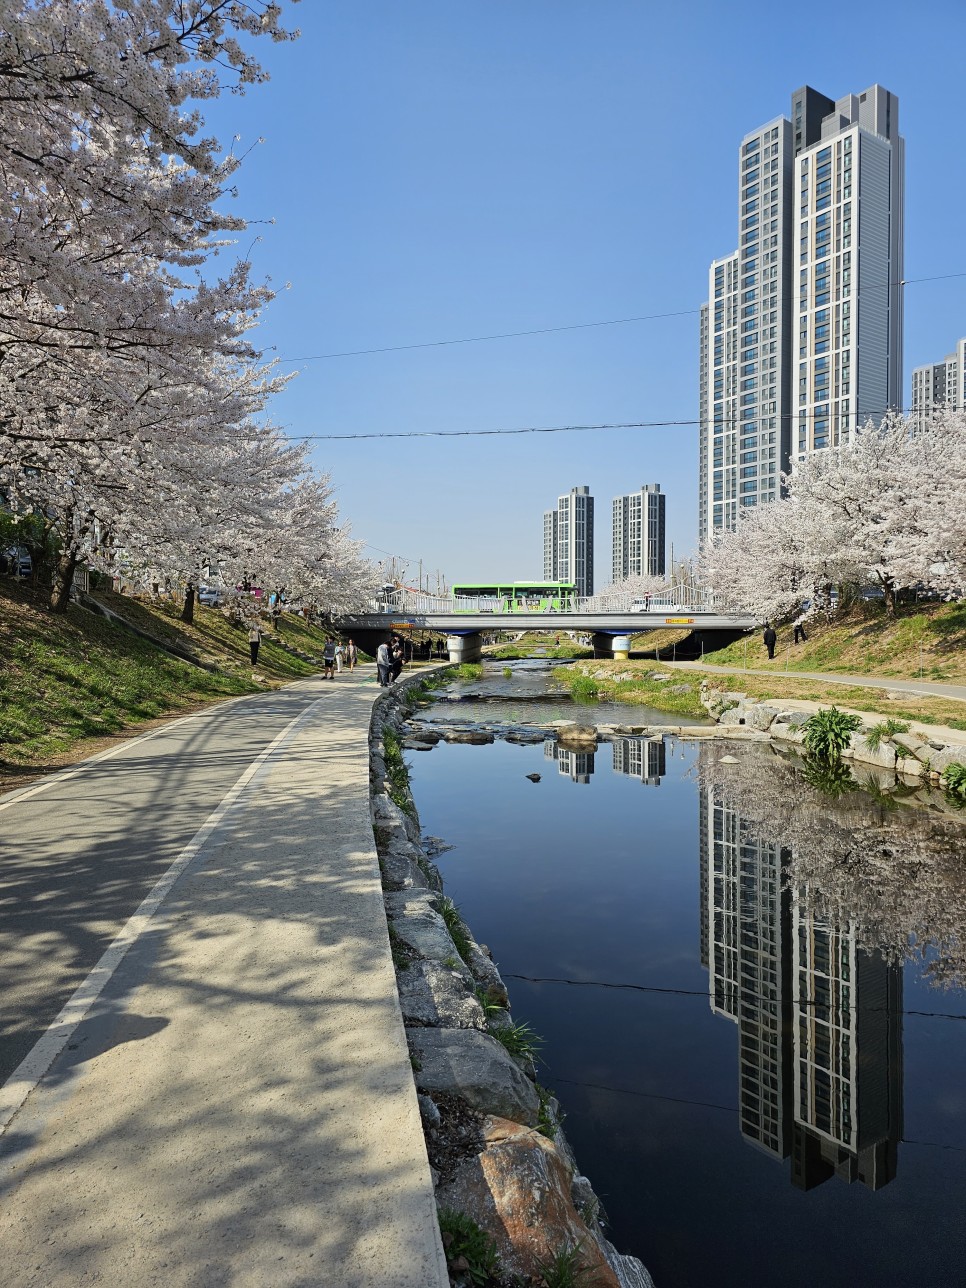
664,617,695,625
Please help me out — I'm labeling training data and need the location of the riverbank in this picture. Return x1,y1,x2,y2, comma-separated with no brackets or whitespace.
556,658,966,732
0,580,336,774
368,670,653,1288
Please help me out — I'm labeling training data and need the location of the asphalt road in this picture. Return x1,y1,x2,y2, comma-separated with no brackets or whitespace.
0,681,324,1087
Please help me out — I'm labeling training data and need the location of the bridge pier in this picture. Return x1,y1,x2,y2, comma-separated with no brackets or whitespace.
447,632,483,664
592,632,632,660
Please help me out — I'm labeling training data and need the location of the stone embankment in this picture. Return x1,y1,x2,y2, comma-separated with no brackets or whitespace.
698,681,966,782
369,671,653,1288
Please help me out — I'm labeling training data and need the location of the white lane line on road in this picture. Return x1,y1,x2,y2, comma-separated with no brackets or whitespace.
0,679,321,815
0,699,324,1137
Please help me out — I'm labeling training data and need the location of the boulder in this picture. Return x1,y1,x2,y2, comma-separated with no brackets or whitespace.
385,891,458,961
848,734,897,772
408,1029,541,1126
743,704,777,732
437,1116,620,1287
401,738,437,751
379,849,431,892
503,730,547,745
668,683,692,695
923,744,966,774
397,960,485,1029
556,725,599,749
440,729,495,745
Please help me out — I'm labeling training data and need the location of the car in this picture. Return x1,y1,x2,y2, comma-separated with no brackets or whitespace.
197,585,224,606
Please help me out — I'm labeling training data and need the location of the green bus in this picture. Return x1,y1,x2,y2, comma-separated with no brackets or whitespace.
450,581,577,612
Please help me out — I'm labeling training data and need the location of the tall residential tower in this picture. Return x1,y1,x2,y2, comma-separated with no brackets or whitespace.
911,338,966,429
699,85,904,544
612,484,666,582
543,486,594,597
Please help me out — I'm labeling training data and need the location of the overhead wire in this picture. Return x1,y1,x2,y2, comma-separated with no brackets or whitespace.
275,268,966,365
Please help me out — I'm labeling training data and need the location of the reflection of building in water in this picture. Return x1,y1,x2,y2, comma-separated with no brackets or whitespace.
543,740,595,784
699,784,903,1189
611,738,667,785
791,903,903,1190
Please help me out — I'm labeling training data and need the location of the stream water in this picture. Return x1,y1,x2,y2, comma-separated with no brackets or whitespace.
406,661,966,1288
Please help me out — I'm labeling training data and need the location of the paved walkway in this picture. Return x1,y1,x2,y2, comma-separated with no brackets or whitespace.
0,671,448,1288
666,660,966,704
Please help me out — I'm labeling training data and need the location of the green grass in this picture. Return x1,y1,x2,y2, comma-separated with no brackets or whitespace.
438,896,473,962
864,718,910,751
452,662,484,680
536,1242,591,1288
382,728,417,817
0,581,258,766
489,1017,543,1065
553,666,707,719
704,598,966,681
437,1209,502,1286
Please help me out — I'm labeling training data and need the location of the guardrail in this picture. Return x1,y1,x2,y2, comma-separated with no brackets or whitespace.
364,578,717,616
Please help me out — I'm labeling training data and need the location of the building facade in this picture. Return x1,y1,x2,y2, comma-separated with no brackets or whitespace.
611,484,666,582
543,486,594,597
911,338,966,429
699,84,904,544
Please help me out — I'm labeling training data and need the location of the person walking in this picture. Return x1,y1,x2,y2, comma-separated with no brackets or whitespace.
334,641,344,673
248,620,262,667
322,637,336,679
793,616,808,644
763,623,777,660
347,638,358,670
376,638,392,686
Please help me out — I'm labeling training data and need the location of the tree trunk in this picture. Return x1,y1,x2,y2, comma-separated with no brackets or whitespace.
50,549,79,613
181,583,196,625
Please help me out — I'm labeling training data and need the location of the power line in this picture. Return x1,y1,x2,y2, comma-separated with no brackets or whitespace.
280,404,911,443
275,268,966,366
277,308,702,362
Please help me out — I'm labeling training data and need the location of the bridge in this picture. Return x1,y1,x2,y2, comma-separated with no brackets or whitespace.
337,581,757,662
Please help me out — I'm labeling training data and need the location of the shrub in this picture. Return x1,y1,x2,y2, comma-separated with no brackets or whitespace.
865,718,910,751
490,1018,543,1065
941,762,966,804
801,706,862,760
438,896,473,962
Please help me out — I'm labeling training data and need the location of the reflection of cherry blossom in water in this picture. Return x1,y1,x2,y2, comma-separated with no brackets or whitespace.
698,741,966,990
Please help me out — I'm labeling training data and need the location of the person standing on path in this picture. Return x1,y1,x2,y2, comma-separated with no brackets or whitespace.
376,638,392,686
322,637,336,679
347,639,358,670
763,624,777,660
248,621,262,667
334,641,344,674
390,636,405,683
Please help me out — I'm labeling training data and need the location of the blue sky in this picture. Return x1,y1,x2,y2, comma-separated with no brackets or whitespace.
203,0,966,589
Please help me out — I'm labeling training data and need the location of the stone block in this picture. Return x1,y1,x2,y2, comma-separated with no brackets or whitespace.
385,892,459,961
440,729,495,744
379,849,431,892
849,734,897,772
742,704,777,732
397,960,485,1029
408,1029,541,1126
924,744,966,774
437,1116,621,1287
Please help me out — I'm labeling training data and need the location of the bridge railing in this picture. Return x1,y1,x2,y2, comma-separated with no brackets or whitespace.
366,576,717,617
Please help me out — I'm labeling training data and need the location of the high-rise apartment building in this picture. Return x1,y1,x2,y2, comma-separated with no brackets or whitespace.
543,486,594,597
699,84,904,544
611,484,666,582
911,338,966,429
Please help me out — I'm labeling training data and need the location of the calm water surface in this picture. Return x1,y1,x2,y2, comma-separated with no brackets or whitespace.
407,668,966,1288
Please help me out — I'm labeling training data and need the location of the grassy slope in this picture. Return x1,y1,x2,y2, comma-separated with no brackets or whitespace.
555,658,966,731
0,583,332,767
703,599,966,683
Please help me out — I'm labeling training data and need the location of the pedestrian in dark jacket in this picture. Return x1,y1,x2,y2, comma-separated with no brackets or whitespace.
763,624,777,659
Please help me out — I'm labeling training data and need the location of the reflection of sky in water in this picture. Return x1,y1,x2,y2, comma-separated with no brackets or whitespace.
409,735,966,1288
